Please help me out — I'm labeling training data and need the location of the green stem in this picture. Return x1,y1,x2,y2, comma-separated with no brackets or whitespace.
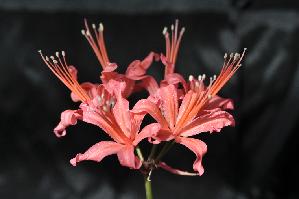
155,140,175,161
136,146,144,162
144,176,153,199
148,144,158,160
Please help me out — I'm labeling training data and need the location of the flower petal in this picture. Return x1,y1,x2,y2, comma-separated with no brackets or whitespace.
205,95,234,111
117,145,142,169
158,85,179,130
158,162,198,176
164,73,188,93
175,137,207,176
54,109,82,137
70,141,124,166
126,52,158,80
80,104,126,143
136,76,159,96
133,123,161,145
132,99,168,129
179,109,235,137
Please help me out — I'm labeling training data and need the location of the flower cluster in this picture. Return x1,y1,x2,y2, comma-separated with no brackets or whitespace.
39,19,246,176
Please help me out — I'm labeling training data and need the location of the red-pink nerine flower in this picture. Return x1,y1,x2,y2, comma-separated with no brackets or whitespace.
38,50,160,169
38,20,246,198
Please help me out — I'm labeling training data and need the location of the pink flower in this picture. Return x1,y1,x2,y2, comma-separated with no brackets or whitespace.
39,50,160,169
71,80,161,169
133,49,246,175
82,20,159,97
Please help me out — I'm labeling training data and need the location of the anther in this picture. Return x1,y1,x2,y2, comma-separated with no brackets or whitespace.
180,27,185,35
92,23,96,29
162,27,168,35
230,53,234,58
234,53,240,60
202,74,206,80
53,59,58,64
62,51,65,57
81,29,86,35
198,75,202,81
188,75,194,81
171,24,174,30
99,23,104,32
97,96,102,104
102,105,108,112
224,53,227,59
55,51,59,57
213,75,216,80
50,56,55,60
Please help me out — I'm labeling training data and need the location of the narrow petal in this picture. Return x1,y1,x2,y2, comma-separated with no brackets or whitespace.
132,99,168,129
158,162,198,176
205,95,234,111
158,85,179,130
80,104,126,143
133,123,161,145
136,76,159,96
112,97,132,138
125,52,158,80
54,109,82,137
70,141,124,166
117,145,142,169
179,109,235,137
164,73,188,93
175,137,207,176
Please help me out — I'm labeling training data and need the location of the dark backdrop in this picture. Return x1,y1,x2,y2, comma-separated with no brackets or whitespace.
1,0,299,198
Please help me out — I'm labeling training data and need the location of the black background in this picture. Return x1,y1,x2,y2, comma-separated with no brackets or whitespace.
1,0,299,198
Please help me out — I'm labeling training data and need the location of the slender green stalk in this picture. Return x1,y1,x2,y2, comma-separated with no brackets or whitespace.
136,146,144,162
155,140,175,161
148,144,158,160
144,176,153,199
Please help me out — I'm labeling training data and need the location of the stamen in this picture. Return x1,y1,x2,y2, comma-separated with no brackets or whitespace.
82,20,111,69
102,105,108,112
202,74,206,80
162,27,168,35
198,75,202,81
81,29,86,35
99,23,104,32
38,50,90,102
188,75,194,81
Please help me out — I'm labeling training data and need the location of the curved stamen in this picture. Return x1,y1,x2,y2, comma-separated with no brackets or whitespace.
162,19,185,76
39,50,90,102
82,19,111,69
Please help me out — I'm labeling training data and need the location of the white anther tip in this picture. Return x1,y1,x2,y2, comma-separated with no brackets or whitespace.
162,27,167,35
198,75,202,81
92,23,96,29
81,29,85,35
50,56,54,60
171,24,174,30
188,75,194,81
55,51,59,57
224,53,227,59
61,51,65,56
180,27,185,34
99,23,104,31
